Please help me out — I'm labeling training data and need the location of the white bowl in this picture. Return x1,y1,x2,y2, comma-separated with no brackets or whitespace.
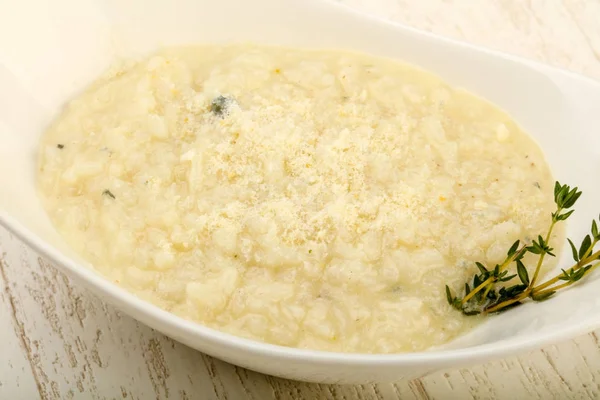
1,0,600,384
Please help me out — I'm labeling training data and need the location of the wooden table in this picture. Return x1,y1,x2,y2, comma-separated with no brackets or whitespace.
2,1,600,399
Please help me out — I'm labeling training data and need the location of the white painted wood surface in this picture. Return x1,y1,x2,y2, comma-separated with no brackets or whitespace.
2,1,600,398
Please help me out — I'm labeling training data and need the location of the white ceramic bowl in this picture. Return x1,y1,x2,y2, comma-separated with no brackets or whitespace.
1,0,600,384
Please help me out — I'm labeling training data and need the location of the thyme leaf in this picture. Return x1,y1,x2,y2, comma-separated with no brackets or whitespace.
102,189,116,199
210,95,236,117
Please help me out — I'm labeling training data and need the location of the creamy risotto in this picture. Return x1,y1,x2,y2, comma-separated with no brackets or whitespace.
37,44,562,353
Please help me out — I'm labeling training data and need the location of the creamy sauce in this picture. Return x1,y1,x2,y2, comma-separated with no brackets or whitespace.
37,44,561,353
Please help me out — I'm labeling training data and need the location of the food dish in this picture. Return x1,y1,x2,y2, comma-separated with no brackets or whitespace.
1,0,600,383
37,44,560,354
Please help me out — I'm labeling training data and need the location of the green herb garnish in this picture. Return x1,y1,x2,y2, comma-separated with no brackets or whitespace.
102,189,116,200
210,95,236,117
446,181,600,315
57,144,64,149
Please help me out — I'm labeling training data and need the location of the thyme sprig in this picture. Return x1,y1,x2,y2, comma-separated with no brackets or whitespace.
446,181,600,315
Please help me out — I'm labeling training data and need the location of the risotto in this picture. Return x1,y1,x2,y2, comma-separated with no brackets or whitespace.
37,44,561,353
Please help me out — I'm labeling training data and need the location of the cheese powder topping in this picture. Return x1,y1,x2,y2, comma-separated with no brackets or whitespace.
38,45,560,353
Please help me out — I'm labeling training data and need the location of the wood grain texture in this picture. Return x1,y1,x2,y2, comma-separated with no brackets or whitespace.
0,241,40,399
1,1,600,399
